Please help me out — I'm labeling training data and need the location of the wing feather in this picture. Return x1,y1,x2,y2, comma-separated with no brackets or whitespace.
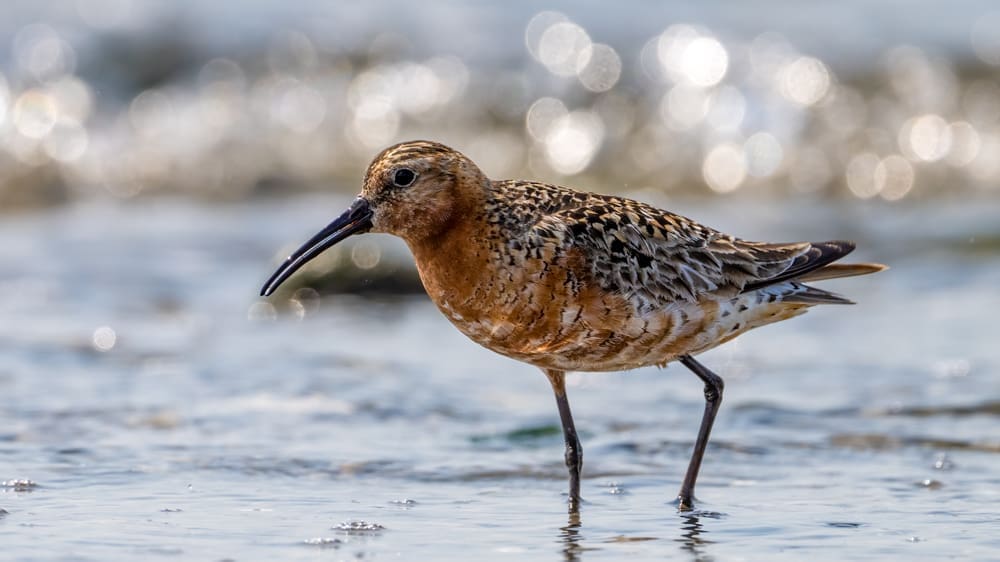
506,184,858,309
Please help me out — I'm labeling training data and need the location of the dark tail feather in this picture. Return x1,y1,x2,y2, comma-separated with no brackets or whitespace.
782,284,855,305
743,240,859,293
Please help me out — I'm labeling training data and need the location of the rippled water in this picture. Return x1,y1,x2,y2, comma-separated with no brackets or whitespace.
2,196,999,560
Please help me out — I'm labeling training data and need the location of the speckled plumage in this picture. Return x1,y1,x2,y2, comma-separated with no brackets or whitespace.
357,141,883,373
262,139,886,509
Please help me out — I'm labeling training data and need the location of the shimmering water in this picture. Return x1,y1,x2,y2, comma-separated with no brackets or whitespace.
2,197,999,560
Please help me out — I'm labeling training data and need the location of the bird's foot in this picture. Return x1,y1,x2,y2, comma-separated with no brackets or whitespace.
673,494,697,512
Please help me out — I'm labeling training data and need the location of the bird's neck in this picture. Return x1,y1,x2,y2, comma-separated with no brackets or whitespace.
405,192,500,316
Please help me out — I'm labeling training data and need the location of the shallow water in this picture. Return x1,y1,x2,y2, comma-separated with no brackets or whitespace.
2,196,999,560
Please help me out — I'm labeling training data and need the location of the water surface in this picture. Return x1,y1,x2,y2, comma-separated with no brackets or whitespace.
2,197,998,560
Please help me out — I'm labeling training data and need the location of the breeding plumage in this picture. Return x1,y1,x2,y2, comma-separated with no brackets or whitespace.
261,140,886,510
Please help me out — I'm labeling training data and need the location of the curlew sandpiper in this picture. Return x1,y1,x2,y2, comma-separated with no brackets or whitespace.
261,140,886,510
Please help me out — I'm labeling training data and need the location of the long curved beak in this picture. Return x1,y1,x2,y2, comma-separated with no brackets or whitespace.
260,197,373,297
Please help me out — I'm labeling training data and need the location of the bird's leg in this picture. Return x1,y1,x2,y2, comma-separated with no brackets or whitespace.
544,368,583,509
676,355,725,510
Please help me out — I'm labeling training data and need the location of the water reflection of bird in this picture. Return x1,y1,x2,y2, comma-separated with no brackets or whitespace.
260,140,886,510
677,512,716,560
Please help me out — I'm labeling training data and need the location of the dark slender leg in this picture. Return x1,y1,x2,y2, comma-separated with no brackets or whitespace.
544,369,583,509
676,355,725,510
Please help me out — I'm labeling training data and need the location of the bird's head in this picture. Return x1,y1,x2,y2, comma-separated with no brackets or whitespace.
260,140,487,296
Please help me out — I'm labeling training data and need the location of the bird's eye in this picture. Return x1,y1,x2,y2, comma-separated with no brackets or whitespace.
393,168,416,187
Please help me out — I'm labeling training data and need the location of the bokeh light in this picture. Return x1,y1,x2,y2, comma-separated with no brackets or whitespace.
744,132,783,178
537,22,592,77
874,155,914,201
248,301,278,322
901,114,952,162
846,152,881,199
661,84,709,131
43,118,89,162
658,26,729,87
526,97,568,141
13,23,76,81
780,57,831,106
271,78,327,133
703,143,746,193
92,326,117,352
13,89,59,139
968,132,1000,181
289,287,321,319
0,7,998,207
576,44,621,92
681,37,729,87
351,240,382,270
525,11,568,61
946,121,981,166
543,111,604,175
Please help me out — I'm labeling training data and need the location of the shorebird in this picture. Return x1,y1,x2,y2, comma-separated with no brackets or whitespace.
261,140,885,510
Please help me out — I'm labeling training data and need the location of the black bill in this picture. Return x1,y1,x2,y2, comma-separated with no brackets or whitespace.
260,197,373,296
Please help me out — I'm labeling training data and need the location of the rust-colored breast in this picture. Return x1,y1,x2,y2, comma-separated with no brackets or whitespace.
405,179,826,374
411,220,669,372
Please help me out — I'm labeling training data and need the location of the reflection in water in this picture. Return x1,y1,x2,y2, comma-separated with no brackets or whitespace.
557,504,721,561
560,507,584,562
676,512,717,562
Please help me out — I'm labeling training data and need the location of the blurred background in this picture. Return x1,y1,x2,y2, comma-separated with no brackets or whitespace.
2,1,999,560
4,0,1000,207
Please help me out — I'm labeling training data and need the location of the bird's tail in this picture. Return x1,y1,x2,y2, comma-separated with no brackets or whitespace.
781,262,888,305
794,262,888,283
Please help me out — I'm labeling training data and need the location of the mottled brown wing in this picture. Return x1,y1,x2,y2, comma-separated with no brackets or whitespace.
524,192,838,308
